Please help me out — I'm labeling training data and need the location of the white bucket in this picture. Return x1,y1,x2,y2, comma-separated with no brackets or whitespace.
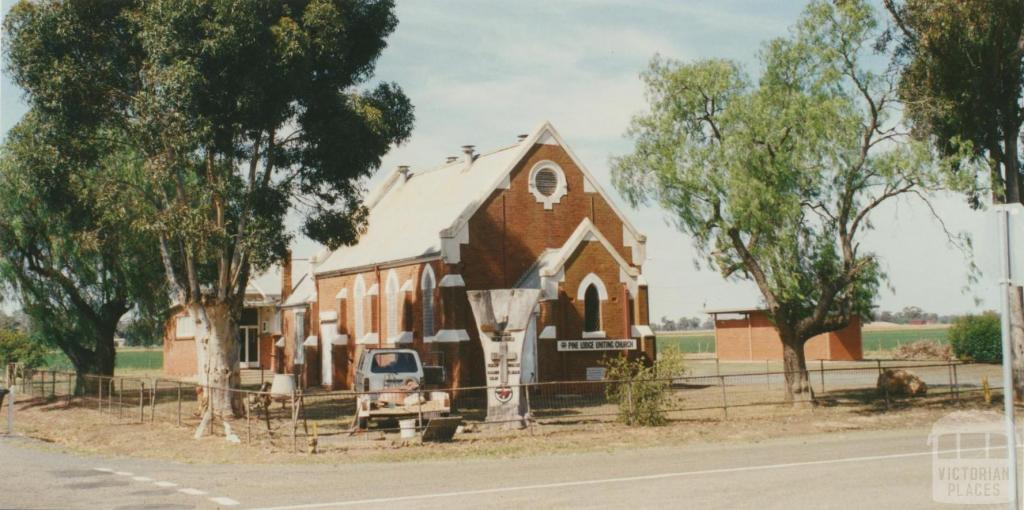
399,418,417,439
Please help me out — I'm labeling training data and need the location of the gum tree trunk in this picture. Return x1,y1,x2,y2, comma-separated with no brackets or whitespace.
189,301,243,424
780,330,813,403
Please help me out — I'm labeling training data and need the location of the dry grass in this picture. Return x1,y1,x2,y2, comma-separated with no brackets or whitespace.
8,389,1009,465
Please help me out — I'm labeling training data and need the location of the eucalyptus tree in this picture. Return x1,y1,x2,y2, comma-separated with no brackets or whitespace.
612,0,953,400
4,0,414,420
884,0,1024,398
0,114,166,379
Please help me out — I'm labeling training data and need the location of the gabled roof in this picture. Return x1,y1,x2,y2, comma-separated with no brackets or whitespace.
515,218,642,300
315,121,644,276
245,267,284,306
281,253,328,308
281,273,314,308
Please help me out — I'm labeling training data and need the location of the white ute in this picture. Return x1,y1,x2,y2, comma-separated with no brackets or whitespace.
352,348,450,430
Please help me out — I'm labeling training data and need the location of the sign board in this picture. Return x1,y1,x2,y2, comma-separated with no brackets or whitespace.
557,339,637,351
585,367,606,381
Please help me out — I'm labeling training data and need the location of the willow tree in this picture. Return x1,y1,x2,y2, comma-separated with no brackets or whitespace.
612,0,952,400
4,0,414,421
884,0,1024,398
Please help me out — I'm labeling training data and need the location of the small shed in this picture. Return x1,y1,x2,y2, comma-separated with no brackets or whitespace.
706,308,862,361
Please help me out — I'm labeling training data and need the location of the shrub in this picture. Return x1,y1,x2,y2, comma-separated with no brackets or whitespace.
0,329,48,369
601,349,685,426
948,312,1001,362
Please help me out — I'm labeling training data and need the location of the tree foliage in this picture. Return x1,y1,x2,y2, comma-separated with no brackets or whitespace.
0,329,47,370
3,0,413,419
612,0,952,399
0,114,167,376
885,0,1023,205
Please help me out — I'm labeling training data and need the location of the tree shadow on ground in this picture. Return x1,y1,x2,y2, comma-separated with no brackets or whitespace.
815,387,996,416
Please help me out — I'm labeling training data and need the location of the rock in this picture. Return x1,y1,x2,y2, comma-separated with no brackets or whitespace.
877,369,928,397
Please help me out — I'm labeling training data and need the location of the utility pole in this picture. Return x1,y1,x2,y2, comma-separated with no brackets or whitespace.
996,204,1020,510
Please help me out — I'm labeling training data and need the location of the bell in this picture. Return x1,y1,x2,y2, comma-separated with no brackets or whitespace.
269,373,296,398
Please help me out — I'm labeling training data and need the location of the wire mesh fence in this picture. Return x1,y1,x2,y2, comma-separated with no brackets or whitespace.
6,359,1005,452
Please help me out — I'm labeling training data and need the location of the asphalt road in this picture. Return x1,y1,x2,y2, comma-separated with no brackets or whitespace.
0,427,1012,510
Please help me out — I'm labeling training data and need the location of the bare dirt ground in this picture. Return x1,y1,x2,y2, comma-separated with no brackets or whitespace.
8,388,1013,466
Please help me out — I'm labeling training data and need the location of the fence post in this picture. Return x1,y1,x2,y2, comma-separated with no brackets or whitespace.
50,370,56,398
947,360,954,398
176,382,182,427
876,359,883,375
97,377,103,413
715,358,721,377
66,373,73,407
819,359,825,394
246,397,252,445
626,381,635,424
139,382,145,424
953,363,960,402
719,375,728,419
118,378,124,420
150,380,156,424
291,390,297,453
524,383,534,434
417,390,423,434
765,360,770,387
6,385,14,434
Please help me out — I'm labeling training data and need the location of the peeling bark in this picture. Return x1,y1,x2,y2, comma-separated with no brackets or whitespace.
189,301,244,429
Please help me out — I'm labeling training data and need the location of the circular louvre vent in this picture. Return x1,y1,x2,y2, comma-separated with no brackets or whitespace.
534,168,559,197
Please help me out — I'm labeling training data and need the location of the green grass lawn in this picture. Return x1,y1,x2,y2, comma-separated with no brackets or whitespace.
656,327,950,355
656,332,716,354
43,347,163,373
860,328,949,352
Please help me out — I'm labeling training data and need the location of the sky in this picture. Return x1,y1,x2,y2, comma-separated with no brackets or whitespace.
0,0,1001,320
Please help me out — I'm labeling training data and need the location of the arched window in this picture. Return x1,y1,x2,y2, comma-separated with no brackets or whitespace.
577,273,608,337
584,284,601,333
385,270,400,339
421,265,436,337
353,276,365,340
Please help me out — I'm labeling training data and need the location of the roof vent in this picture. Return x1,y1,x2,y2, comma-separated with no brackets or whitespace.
446,156,458,164
461,145,476,170
517,134,529,142
398,165,411,181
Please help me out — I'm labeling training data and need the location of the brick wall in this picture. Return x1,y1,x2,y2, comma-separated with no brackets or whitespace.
163,311,197,378
714,311,863,361
316,260,481,389
460,143,633,291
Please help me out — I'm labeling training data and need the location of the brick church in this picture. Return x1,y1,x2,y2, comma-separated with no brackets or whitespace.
165,122,655,388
